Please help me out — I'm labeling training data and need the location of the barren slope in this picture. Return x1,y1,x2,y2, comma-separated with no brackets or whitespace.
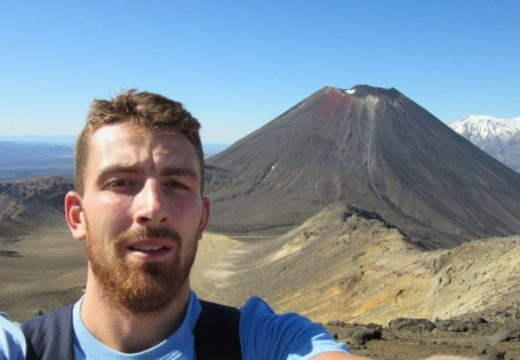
193,205,520,325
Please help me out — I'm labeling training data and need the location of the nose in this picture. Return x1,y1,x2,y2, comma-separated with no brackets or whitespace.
134,178,168,226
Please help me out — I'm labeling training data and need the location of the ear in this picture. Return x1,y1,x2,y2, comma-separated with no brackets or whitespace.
65,191,87,241
197,197,211,240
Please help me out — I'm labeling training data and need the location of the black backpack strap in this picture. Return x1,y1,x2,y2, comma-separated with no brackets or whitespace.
195,300,242,360
22,305,75,360
21,301,241,359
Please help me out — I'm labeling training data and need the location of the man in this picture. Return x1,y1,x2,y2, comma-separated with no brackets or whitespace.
19,89,352,360
0,90,473,360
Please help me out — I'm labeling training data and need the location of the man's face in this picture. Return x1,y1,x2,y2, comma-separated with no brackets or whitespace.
69,122,209,313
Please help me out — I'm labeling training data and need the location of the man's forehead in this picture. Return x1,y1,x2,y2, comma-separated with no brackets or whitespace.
88,123,200,171
91,123,191,149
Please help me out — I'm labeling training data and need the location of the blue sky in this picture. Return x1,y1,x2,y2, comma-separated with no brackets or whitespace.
1,0,519,143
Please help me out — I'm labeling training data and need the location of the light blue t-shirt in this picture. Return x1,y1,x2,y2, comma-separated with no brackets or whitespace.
1,292,348,359
0,313,26,360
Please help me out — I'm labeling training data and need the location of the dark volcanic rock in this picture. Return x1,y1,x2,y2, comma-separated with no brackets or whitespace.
206,85,520,248
389,317,436,332
327,321,382,345
488,325,520,344
435,316,488,333
0,249,21,257
342,205,396,230
327,312,520,359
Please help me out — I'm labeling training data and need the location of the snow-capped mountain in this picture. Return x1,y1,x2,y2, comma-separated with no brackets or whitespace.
450,115,520,172
450,115,520,141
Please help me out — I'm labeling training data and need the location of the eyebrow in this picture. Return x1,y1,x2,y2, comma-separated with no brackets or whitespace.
98,164,141,178
160,166,199,179
98,164,199,180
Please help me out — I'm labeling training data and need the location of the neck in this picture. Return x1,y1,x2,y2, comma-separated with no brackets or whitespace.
80,268,191,353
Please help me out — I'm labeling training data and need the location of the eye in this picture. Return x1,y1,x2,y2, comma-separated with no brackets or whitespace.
107,179,132,188
165,180,189,190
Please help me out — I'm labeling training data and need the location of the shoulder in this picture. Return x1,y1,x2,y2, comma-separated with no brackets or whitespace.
239,297,348,360
0,312,26,360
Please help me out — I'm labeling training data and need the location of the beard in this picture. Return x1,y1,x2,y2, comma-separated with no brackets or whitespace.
85,222,198,314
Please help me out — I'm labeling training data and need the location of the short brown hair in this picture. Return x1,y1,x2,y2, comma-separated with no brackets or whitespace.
75,89,204,195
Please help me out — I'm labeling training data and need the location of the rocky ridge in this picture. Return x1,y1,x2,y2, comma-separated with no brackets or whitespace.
0,176,73,242
197,204,520,325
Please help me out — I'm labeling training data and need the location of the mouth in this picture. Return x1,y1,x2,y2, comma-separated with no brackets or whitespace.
125,239,174,259
128,245,167,252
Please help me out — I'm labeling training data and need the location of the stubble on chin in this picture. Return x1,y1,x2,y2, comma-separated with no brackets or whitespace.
85,224,198,314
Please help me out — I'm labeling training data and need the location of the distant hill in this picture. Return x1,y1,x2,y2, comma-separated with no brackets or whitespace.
0,139,227,180
0,141,74,180
450,115,520,172
0,176,73,242
205,85,520,248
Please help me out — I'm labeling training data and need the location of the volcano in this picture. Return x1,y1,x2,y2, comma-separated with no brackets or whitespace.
205,85,520,248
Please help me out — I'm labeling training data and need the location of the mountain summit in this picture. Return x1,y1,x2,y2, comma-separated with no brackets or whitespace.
205,85,520,248
450,115,520,142
450,115,520,172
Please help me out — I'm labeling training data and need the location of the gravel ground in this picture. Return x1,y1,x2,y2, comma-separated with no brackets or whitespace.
326,308,520,360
